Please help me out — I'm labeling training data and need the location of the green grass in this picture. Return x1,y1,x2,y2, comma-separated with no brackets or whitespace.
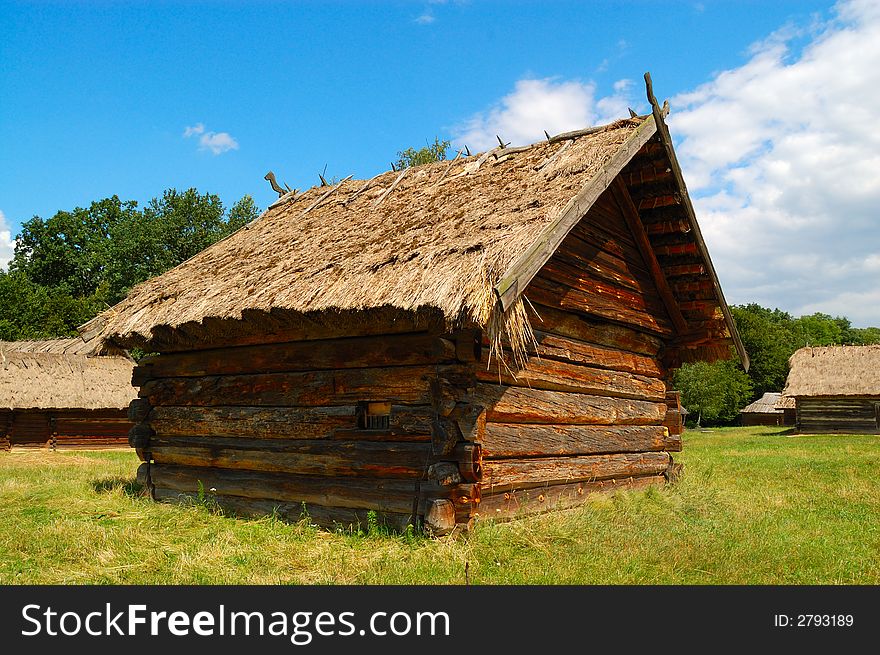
2,426,879,584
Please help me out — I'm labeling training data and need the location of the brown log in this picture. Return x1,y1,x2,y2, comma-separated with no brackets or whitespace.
128,398,152,423
472,384,666,425
150,464,422,513
149,436,432,479
482,451,670,492
132,332,457,384
128,423,154,449
551,235,656,297
54,419,132,437
151,489,415,531
532,331,664,377
427,462,462,486
424,499,456,536
478,474,665,519
482,423,668,458
454,330,482,363
476,353,666,401
140,365,465,407
136,462,151,488
527,303,663,356
536,259,671,326
148,405,432,440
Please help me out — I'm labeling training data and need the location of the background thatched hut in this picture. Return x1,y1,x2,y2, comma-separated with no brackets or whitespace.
783,345,880,434
0,339,136,450
82,97,747,533
740,392,792,427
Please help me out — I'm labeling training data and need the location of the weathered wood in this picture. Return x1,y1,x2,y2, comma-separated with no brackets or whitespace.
129,307,449,354
140,365,462,407
133,333,456,384
152,490,415,532
611,177,688,335
482,424,669,458
643,72,748,370
526,275,673,336
527,303,662,356
53,418,131,437
371,168,409,208
476,353,666,401
149,405,433,440
482,451,670,491
427,462,462,486
796,397,880,434
302,175,353,215
150,436,433,479
495,116,659,311
531,331,663,377
136,462,151,489
128,423,154,449
128,398,152,423
479,475,665,519
150,464,422,513
424,499,456,536
472,384,666,425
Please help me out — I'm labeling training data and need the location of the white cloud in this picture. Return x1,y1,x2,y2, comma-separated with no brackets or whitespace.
183,123,205,138
415,13,435,24
668,0,880,326
0,209,15,271
453,77,637,151
183,122,239,155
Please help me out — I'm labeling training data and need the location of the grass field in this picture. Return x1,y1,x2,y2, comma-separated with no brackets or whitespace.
1,426,879,584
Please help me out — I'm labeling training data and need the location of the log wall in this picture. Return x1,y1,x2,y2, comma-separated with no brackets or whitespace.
132,328,483,534
1,408,130,450
795,396,880,434
475,187,679,521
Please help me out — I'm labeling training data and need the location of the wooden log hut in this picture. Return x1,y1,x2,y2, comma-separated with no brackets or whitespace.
80,78,747,533
782,345,880,434
739,392,792,427
0,338,136,450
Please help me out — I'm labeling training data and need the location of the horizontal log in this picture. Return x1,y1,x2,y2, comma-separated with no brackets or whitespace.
472,384,666,425
482,452,670,491
128,398,152,423
54,420,131,437
482,424,669,458
139,307,449,353
150,464,422,513
536,260,671,327
478,475,665,520
133,332,457,384
149,405,432,440
140,365,470,407
476,353,666,401
151,489,416,532
527,303,663,356
532,331,664,377
149,436,433,479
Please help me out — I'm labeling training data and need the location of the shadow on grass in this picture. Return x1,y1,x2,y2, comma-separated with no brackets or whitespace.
91,476,144,498
754,427,798,437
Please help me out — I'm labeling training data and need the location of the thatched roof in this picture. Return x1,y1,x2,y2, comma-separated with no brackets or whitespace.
1,337,127,357
0,340,136,410
741,392,784,414
775,395,796,410
81,108,745,366
783,345,880,397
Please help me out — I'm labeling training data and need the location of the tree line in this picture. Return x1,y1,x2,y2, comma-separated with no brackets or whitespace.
0,189,259,341
674,304,880,426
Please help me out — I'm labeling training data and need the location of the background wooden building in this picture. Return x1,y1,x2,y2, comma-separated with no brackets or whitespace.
0,338,136,450
739,392,793,427
82,89,747,533
783,345,880,434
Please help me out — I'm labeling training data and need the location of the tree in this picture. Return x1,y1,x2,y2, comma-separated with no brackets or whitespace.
395,137,450,169
673,358,753,427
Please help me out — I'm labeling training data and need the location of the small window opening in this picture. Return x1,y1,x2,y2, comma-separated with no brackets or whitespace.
359,402,391,430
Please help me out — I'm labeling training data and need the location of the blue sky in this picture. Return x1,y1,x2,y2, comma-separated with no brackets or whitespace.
3,0,879,326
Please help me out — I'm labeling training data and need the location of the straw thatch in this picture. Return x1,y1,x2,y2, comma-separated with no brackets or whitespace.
783,345,880,397
775,395,796,410
0,341,136,410
741,392,785,414
80,112,742,364
82,119,648,354
0,337,126,357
